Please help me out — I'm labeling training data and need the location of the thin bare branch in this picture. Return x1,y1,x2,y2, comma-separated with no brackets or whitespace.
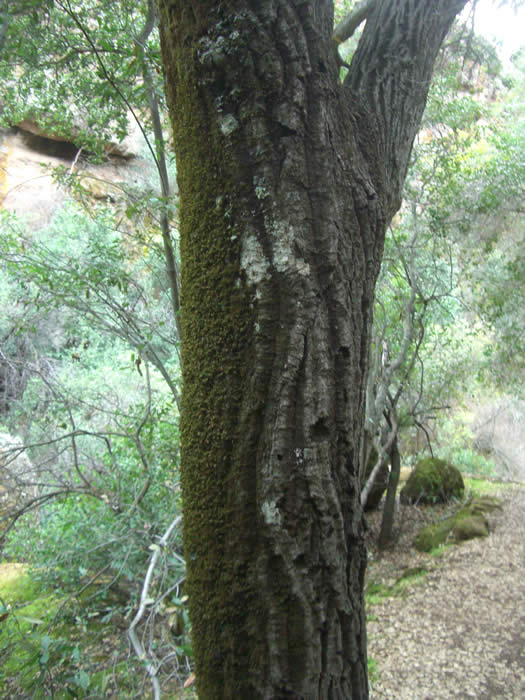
128,514,183,700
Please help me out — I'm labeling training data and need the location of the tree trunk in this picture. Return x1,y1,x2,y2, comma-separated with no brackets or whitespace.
378,434,401,549
158,1,467,697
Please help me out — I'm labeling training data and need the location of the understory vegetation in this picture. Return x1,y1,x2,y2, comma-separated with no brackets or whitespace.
2,476,517,697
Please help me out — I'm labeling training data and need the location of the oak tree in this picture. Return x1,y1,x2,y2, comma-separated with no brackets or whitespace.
157,1,468,697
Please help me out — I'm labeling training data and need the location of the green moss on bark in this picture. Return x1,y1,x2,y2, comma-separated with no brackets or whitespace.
160,20,260,697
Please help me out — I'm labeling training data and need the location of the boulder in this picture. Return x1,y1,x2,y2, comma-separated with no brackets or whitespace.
453,514,489,541
414,496,502,552
400,457,464,505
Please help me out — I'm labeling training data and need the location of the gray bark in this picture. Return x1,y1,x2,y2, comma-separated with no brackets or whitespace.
158,1,468,697
379,427,401,549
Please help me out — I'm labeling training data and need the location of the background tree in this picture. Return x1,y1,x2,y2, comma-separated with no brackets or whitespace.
436,54,525,389
0,193,188,698
157,1,468,697
360,33,496,541
426,47,525,476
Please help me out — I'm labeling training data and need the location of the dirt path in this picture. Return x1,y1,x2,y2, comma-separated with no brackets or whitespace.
366,486,525,699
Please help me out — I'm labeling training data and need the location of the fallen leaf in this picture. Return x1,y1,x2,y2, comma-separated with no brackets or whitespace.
184,672,196,688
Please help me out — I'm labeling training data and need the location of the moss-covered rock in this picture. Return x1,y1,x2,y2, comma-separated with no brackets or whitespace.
414,496,502,552
453,514,489,541
414,519,454,552
468,495,504,515
400,457,464,505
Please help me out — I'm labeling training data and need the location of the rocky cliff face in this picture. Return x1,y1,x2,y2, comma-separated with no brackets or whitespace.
0,117,155,231
0,116,159,419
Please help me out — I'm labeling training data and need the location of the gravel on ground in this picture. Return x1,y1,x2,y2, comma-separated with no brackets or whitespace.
365,485,525,699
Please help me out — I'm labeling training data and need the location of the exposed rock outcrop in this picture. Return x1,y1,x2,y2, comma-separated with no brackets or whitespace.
413,495,503,552
0,118,154,231
400,457,464,505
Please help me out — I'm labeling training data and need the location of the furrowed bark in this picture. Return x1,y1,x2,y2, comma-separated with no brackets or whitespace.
345,0,469,214
158,1,468,697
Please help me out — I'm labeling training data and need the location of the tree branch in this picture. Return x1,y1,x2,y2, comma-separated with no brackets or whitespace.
128,514,183,700
134,0,182,342
333,0,375,45
346,0,469,216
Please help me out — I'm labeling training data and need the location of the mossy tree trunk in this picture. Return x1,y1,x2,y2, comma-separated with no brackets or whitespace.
157,1,467,697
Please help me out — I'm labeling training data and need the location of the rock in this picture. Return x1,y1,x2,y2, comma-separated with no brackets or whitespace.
0,126,68,229
453,514,489,541
414,518,455,552
400,457,464,505
468,495,504,514
399,466,412,483
0,124,154,231
16,116,78,144
16,112,145,159
413,496,503,552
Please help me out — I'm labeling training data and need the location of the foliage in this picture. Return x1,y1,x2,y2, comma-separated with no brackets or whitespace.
0,563,180,697
366,25,524,498
365,567,429,606
428,53,525,389
361,44,489,524
1,201,179,381
5,403,181,585
435,408,498,477
0,197,187,692
0,0,181,337
464,476,525,497
1,0,183,689
0,387,189,693
0,0,163,158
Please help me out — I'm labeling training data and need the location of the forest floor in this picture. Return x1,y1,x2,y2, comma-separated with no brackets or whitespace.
364,480,525,699
2,478,523,698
